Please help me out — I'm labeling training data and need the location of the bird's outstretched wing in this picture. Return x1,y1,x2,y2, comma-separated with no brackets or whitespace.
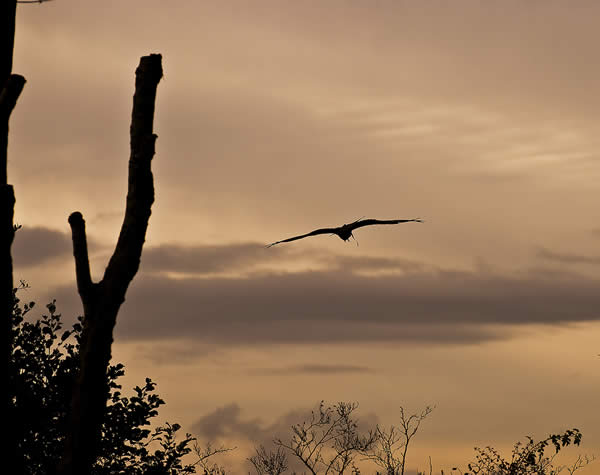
349,218,423,230
267,227,339,247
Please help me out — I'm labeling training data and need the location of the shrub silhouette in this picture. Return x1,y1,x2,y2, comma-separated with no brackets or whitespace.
9,292,198,474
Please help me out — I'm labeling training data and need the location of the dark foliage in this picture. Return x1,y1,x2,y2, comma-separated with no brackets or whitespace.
463,428,585,475
9,291,196,474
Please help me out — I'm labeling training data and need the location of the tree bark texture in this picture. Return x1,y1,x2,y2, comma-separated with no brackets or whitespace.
58,54,163,475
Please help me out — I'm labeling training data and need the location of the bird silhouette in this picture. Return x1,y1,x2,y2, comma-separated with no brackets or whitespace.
267,218,423,247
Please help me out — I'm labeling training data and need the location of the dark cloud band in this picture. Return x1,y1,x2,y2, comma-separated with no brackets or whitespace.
50,251,600,346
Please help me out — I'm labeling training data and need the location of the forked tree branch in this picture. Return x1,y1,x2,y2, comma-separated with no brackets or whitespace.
58,53,163,475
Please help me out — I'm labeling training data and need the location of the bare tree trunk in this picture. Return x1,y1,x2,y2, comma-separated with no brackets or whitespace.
0,0,17,183
0,1,25,473
57,54,163,475
0,1,16,82
0,74,24,475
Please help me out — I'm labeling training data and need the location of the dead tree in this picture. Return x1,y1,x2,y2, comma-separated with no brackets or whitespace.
57,54,163,475
1,1,26,472
362,406,433,475
275,401,376,474
249,445,289,475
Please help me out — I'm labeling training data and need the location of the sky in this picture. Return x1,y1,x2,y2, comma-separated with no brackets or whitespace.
10,1,600,472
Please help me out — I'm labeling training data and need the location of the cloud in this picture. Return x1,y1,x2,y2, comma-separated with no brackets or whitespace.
141,242,285,274
139,241,424,276
13,226,73,267
47,240,600,348
192,403,269,442
255,364,374,375
128,341,219,366
191,402,378,446
323,254,425,274
537,247,600,265
12,225,101,270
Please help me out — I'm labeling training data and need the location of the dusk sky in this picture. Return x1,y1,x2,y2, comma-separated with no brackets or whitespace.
10,1,600,472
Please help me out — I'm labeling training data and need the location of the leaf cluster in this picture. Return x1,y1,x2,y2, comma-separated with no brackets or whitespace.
463,429,583,475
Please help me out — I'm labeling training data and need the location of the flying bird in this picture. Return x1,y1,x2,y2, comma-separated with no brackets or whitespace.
267,218,423,247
